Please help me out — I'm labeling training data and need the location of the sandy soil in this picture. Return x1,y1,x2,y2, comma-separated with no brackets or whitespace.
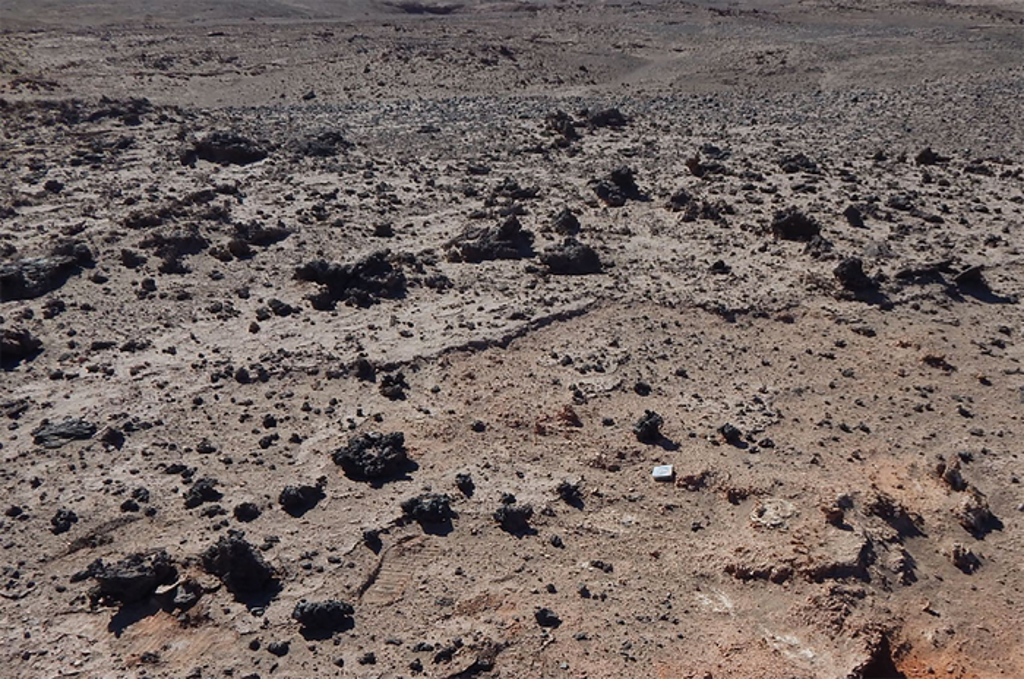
2,1,1024,677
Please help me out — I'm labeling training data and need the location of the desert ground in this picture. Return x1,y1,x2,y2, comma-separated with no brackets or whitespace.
2,0,1024,677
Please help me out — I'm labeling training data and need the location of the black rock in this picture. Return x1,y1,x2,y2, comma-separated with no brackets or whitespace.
267,298,297,317
540,238,602,275
184,477,223,509
138,225,209,274
771,207,821,241
333,432,411,481
32,418,97,449
915,147,949,166
493,502,534,534
171,578,203,610
353,358,376,381
188,132,267,166
1,328,43,368
556,481,583,507
546,110,579,141
267,641,290,657
633,410,663,444
292,599,354,634
278,479,326,517
295,251,407,310
120,248,147,269
234,502,262,522
953,264,986,289
0,241,93,301
100,427,126,449
446,216,535,263
455,473,475,496
718,423,743,445
379,372,409,400
552,207,581,235
779,153,819,174
292,130,350,158
490,177,539,201
200,532,277,597
85,550,178,607
233,220,291,247
50,508,78,534
834,257,877,291
534,608,562,628
362,528,383,552
592,166,642,207
400,493,453,524
843,205,865,228
886,194,915,212
200,504,227,518
587,107,628,128
666,188,692,211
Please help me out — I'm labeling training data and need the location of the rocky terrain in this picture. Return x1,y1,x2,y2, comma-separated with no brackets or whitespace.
2,1,1024,677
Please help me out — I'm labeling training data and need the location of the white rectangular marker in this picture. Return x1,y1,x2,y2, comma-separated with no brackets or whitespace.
652,465,674,481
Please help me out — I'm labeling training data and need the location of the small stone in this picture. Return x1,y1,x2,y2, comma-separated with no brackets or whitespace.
535,608,562,628
267,641,289,657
